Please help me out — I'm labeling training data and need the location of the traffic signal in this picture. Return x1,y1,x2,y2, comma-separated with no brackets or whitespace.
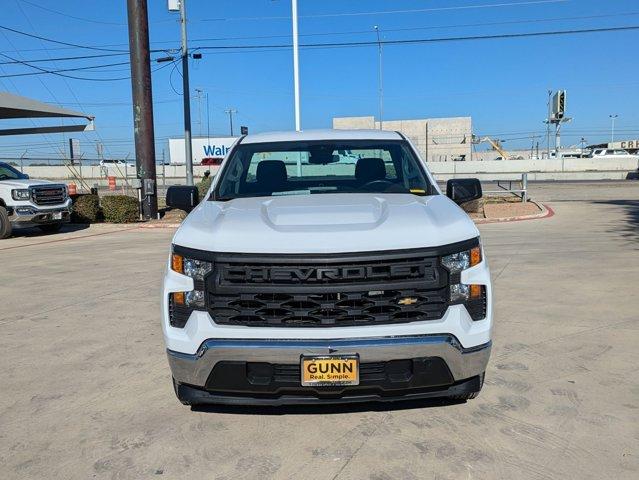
558,91,566,119
553,90,567,119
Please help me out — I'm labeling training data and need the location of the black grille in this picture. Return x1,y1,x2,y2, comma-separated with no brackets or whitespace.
203,358,456,396
32,186,66,206
208,288,448,327
206,249,453,328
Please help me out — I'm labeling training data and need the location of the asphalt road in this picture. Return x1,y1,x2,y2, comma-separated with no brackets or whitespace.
1,182,638,479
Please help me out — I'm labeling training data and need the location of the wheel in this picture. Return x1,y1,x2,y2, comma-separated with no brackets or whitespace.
172,377,191,406
37,223,63,234
449,372,485,401
0,206,12,239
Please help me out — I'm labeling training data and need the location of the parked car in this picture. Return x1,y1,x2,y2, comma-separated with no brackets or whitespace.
163,129,492,406
200,157,224,166
0,161,71,239
99,159,136,169
588,148,631,157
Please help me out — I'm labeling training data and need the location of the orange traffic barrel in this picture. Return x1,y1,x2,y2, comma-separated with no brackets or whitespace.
108,176,116,191
67,183,77,195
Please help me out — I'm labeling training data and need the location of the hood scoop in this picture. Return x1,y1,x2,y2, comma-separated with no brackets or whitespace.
261,195,388,230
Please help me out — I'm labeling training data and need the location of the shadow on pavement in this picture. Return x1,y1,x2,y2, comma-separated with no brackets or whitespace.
192,397,466,416
10,223,89,238
593,199,639,243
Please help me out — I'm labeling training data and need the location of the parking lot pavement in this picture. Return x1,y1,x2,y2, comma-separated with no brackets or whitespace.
1,183,638,480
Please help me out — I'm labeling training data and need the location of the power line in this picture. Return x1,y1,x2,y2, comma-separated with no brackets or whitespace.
0,58,131,78
182,12,639,43
4,10,637,60
193,25,639,52
199,0,569,22
0,51,131,65
16,0,126,26
0,23,128,52
0,53,175,81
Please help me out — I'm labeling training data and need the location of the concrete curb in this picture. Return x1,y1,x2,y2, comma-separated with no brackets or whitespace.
474,202,554,224
139,222,182,229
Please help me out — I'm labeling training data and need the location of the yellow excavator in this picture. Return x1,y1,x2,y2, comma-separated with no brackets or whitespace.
472,135,509,160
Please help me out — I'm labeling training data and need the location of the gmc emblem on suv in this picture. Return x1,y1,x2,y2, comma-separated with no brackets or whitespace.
222,262,436,284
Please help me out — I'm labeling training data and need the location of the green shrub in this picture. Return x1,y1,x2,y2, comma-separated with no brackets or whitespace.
101,195,139,223
197,175,213,201
71,194,100,223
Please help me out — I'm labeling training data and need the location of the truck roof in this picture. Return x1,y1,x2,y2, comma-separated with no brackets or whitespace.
241,129,403,144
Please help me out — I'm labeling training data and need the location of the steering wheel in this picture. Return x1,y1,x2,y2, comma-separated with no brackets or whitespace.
360,179,397,191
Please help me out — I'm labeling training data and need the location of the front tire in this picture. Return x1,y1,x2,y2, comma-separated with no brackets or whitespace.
0,206,12,239
38,223,63,234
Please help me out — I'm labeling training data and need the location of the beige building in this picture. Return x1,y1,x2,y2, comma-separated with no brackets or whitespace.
333,115,472,162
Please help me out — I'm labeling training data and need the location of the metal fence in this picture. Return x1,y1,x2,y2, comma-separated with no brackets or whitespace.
482,173,528,202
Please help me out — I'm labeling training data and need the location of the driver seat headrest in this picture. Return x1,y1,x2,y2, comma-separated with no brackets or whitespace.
355,157,386,183
256,160,288,190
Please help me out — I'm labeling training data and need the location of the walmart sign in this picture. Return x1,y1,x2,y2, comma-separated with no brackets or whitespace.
168,137,238,165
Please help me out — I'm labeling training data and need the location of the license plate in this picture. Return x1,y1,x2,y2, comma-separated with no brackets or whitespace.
52,212,62,220
301,355,359,386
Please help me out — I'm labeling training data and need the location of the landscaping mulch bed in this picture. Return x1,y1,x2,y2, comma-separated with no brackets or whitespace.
462,195,542,219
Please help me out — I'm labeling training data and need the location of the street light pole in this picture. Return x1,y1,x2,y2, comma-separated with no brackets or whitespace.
206,93,210,143
609,114,618,144
195,88,204,137
374,25,383,130
179,0,194,186
225,109,237,136
291,0,301,131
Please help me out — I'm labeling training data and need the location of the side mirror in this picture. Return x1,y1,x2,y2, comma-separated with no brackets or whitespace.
446,178,482,205
166,185,199,212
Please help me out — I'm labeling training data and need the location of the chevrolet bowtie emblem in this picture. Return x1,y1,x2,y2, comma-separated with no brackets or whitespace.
398,297,418,306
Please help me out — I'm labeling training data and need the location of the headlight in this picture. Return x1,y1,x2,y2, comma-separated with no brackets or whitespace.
11,189,30,200
170,252,212,310
441,242,486,320
441,245,481,273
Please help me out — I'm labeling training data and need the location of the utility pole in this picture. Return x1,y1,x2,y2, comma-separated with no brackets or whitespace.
225,108,237,136
374,25,383,130
609,114,618,144
179,0,194,185
546,89,551,158
291,0,301,131
126,0,158,219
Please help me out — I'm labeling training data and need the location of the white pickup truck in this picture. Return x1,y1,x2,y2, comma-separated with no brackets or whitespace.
0,161,71,239
162,129,492,406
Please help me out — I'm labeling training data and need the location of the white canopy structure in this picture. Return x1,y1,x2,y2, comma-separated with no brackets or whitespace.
0,91,94,136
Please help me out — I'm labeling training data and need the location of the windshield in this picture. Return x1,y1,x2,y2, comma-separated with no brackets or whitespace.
0,162,28,181
213,140,434,200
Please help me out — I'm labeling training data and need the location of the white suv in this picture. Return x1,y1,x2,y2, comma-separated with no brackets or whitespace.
162,130,492,406
0,161,71,239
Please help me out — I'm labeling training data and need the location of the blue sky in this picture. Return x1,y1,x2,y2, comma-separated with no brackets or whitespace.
0,0,638,159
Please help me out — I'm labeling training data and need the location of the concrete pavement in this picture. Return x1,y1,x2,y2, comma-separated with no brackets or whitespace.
0,182,638,479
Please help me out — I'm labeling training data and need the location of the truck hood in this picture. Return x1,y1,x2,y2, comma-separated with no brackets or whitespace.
0,178,62,189
172,193,479,254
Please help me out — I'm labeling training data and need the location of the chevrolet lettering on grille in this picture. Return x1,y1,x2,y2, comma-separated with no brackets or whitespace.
222,263,435,284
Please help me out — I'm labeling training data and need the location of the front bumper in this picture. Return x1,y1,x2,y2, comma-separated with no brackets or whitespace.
9,200,71,227
168,334,491,404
